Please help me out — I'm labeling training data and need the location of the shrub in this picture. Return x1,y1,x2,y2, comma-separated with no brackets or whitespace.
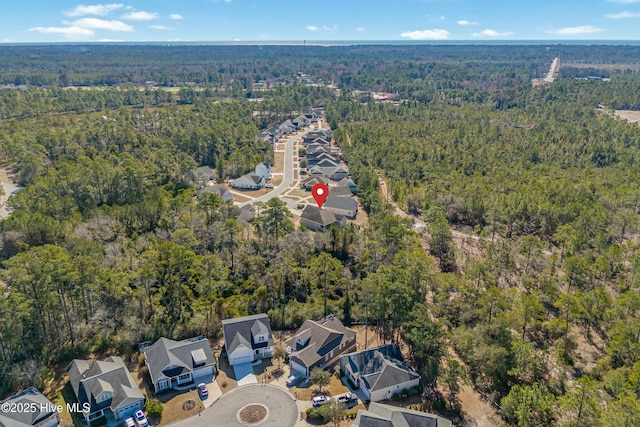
145,398,163,419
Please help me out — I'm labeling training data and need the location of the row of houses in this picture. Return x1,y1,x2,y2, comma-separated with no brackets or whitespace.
1,312,447,427
257,113,320,145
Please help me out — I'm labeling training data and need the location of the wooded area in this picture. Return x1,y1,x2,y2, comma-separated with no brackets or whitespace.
1,44,640,426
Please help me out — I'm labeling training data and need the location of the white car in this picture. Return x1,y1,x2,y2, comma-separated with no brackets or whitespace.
133,411,148,427
312,395,331,407
123,417,136,427
265,183,274,189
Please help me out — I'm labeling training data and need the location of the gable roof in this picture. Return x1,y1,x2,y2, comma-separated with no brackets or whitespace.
144,336,215,382
337,177,357,188
0,387,58,427
222,313,273,354
300,205,339,227
354,402,452,427
66,356,143,416
285,316,356,369
342,344,421,394
324,195,358,212
326,186,353,198
232,173,264,188
196,184,231,199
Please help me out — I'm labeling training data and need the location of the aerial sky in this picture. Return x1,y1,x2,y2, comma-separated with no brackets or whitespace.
1,0,640,43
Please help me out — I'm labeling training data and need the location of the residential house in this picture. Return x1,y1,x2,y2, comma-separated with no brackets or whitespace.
340,344,421,402
304,137,331,148
144,336,216,393
231,173,265,190
304,112,319,123
337,177,358,195
196,184,233,201
256,132,273,144
279,120,296,135
326,186,353,198
237,204,255,223
292,114,310,128
186,166,216,185
222,313,274,366
323,195,358,219
255,162,271,181
307,154,339,167
300,205,347,232
300,176,330,191
352,402,451,427
66,356,144,425
0,387,60,427
285,315,356,377
309,165,349,181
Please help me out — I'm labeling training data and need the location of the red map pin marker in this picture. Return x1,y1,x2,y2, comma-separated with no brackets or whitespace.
311,183,329,209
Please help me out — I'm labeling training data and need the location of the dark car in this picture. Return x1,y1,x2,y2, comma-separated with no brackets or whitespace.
197,383,209,399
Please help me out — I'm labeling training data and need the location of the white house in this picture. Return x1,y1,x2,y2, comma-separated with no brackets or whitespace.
255,162,271,181
323,195,358,219
231,173,265,190
222,313,274,366
0,387,60,427
144,336,216,393
66,356,145,424
285,315,356,377
340,344,421,402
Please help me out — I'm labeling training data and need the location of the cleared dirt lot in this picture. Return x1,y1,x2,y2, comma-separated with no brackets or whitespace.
613,110,640,123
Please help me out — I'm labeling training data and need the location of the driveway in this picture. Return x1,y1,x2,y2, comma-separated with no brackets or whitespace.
233,363,257,386
170,384,298,427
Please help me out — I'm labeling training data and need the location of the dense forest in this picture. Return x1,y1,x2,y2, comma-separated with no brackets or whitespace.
2,44,640,426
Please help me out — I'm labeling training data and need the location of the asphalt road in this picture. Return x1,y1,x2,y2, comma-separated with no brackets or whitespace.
171,384,298,427
239,121,324,208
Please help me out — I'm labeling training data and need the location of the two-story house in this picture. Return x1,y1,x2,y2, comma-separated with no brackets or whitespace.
222,314,274,366
285,315,356,377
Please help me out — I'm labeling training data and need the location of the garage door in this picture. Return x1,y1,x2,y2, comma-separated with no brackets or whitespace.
290,360,307,376
232,354,253,365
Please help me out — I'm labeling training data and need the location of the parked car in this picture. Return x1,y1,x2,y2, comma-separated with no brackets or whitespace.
312,395,331,407
124,417,136,427
265,183,274,189
337,393,358,407
197,383,209,399
286,373,302,387
133,411,148,427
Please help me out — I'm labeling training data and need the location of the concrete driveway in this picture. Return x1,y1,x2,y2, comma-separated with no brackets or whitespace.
233,363,257,386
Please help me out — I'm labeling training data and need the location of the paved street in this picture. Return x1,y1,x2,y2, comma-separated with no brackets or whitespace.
171,384,298,427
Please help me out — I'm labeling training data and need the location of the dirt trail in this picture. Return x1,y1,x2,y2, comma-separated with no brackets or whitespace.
374,171,502,425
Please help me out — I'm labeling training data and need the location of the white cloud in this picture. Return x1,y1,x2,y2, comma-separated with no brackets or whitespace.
29,25,95,38
98,38,123,42
169,13,183,20
121,11,158,20
472,28,514,37
306,25,319,31
548,25,604,35
400,29,450,40
323,25,338,31
457,19,478,26
150,25,172,30
606,10,640,18
70,18,134,31
64,3,123,17
356,27,366,32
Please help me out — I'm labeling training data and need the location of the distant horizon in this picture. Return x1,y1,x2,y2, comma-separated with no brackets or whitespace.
3,39,640,47
3,1,640,44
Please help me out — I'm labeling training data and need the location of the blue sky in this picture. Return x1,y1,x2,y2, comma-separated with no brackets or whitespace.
1,0,640,43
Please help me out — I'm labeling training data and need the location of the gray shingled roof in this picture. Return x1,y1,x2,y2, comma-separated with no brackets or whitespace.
0,387,58,427
342,344,421,394
327,187,353,198
353,403,451,427
222,314,273,354
285,316,356,369
144,336,215,383
300,205,339,227
232,173,263,188
324,196,357,212
66,356,143,416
